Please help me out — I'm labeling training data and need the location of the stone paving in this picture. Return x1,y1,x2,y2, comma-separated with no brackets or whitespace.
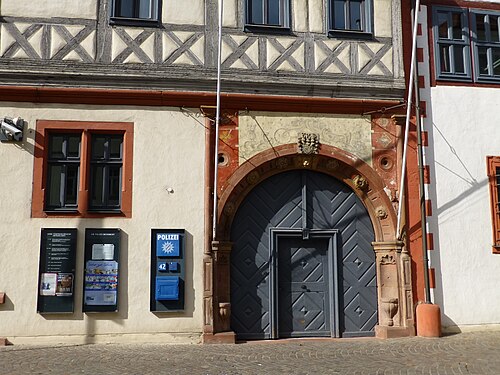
1,331,500,375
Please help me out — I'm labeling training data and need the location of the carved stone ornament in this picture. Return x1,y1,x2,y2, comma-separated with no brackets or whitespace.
224,201,236,215
219,302,231,330
326,159,340,170
376,206,388,220
246,171,260,185
352,175,368,191
381,298,399,326
276,157,289,170
298,133,320,154
380,254,396,265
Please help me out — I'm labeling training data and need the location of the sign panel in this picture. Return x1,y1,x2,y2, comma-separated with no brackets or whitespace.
83,229,120,313
151,229,185,312
37,229,77,313
156,233,180,257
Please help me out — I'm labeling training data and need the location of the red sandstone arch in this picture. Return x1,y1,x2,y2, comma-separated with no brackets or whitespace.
217,143,398,243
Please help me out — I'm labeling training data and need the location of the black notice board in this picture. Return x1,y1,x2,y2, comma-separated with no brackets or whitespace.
83,228,120,313
37,228,77,314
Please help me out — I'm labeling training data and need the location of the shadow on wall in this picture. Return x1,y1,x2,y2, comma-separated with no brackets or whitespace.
418,116,489,331
38,219,130,344
152,230,195,319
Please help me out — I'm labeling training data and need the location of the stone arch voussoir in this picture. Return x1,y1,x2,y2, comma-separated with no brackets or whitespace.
217,143,397,243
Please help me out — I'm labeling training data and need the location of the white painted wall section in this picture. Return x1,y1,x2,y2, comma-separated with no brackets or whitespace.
429,86,500,329
0,103,206,343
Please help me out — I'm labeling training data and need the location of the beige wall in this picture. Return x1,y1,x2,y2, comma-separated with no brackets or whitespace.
239,112,372,165
163,0,205,25
0,103,206,344
1,0,98,19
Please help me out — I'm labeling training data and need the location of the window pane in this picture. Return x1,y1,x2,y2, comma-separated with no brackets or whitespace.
47,165,63,208
49,136,64,159
110,137,123,159
491,15,499,42
349,0,362,31
91,166,105,207
493,47,500,76
438,12,449,39
65,165,79,205
267,0,281,25
476,14,487,41
478,47,489,74
333,0,346,29
439,45,451,73
250,0,264,24
453,45,465,73
116,0,134,18
452,13,463,39
108,167,122,207
92,136,106,160
138,0,152,19
67,136,81,158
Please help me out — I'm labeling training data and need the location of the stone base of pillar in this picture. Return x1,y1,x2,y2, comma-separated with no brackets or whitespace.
202,331,236,344
375,325,415,339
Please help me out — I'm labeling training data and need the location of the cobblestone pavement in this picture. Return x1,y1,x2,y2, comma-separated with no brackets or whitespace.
1,331,500,375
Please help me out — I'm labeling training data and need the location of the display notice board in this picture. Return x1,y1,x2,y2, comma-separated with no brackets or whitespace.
37,228,77,314
150,229,185,312
83,228,120,313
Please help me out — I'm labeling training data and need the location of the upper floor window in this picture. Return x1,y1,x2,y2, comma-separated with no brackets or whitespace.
110,0,160,26
432,6,500,83
472,11,500,81
433,7,471,80
328,0,372,35
245,0,290,31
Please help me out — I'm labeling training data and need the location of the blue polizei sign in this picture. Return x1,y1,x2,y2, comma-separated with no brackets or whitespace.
156,233,180,257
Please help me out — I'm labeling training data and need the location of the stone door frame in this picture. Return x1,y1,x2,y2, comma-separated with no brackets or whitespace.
202,143,415,343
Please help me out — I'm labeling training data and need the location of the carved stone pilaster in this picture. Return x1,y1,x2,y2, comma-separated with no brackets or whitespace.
211,241,233,333
373,241,415,338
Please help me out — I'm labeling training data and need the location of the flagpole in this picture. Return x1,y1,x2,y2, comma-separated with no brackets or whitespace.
212,0,224,241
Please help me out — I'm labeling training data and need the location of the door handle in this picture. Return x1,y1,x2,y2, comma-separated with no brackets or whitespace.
301,285,307,290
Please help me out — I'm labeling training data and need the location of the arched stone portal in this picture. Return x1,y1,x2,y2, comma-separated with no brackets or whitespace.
202,144,415,343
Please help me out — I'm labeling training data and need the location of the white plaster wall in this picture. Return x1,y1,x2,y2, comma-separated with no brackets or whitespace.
374,0,392,38
0,103,205,343
1,0,97,19
163,0,205,25
428,86,500,328
223,0,238,28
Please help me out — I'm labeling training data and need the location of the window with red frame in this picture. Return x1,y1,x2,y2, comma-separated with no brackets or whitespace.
32,121,133,218
487,156,500,253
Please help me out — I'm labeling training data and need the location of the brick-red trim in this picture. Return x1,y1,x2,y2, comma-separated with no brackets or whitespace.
0,86,405,116
32,120,134,218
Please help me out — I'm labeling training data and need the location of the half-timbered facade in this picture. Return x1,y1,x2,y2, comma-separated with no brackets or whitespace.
0,0,415,344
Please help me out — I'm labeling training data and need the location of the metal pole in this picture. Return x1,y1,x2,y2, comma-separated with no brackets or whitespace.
396,0,421,239
212,0,224,241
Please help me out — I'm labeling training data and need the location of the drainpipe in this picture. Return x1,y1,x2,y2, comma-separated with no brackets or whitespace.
396,0,420,239
406,0,441,337
212,0,224,241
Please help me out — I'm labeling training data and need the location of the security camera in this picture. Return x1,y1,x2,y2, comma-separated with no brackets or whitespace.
0,117,24,142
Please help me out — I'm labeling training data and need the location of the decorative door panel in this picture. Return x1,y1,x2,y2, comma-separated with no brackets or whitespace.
230,170,377,340
277,236,331,337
